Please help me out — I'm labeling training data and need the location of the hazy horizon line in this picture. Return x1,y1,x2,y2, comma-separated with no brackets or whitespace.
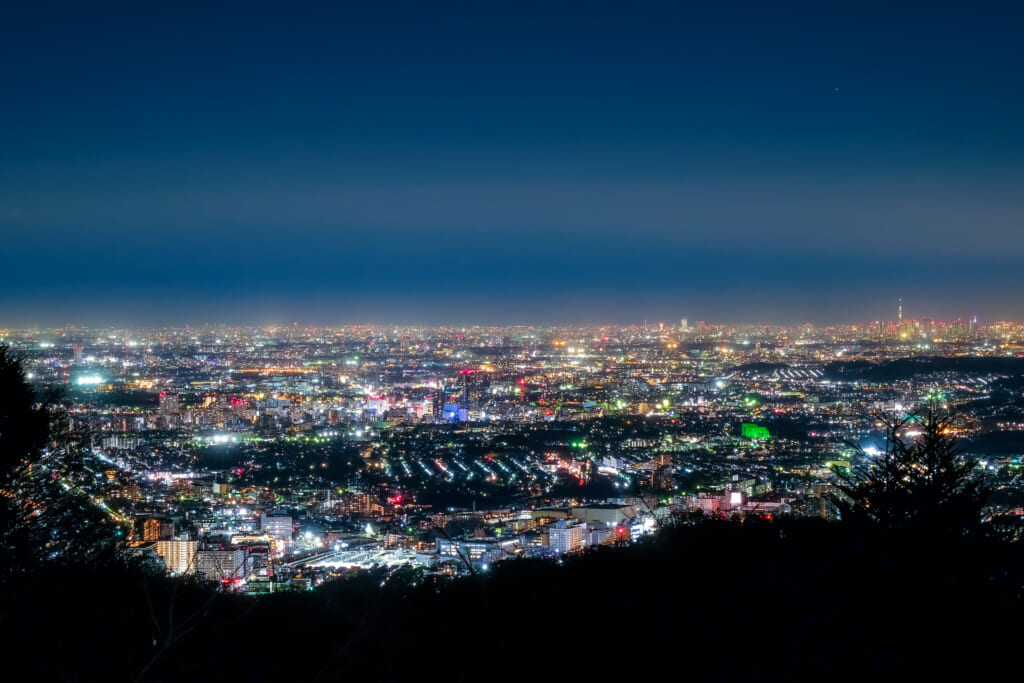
0,316,1003,332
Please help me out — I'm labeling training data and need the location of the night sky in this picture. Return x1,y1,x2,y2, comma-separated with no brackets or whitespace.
2,2,1022,326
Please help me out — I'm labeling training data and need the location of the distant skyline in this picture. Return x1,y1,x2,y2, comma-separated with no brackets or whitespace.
0,299,996,330
3,2,1023,324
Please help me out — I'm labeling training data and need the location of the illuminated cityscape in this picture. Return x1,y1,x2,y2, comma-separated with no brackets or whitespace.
4,313,1022,589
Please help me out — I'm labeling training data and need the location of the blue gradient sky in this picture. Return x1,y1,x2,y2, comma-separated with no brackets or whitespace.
2,1,1022,325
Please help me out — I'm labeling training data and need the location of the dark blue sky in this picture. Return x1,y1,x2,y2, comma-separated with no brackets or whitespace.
2,1,1022,326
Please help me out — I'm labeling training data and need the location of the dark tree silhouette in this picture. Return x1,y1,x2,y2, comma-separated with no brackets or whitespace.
831,407,990,540
0,345,120,571
0,345,53,478
1,345,57,568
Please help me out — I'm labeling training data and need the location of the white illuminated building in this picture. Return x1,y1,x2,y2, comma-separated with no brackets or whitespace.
548,519,586,554
261,514,293,540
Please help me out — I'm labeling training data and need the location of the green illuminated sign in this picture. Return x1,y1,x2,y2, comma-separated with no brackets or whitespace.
741,423,770,439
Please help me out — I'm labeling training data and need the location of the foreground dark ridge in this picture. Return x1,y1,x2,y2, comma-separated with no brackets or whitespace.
3,518,1021,682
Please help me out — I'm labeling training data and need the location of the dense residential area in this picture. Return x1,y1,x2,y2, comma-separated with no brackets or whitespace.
2,322,1022,591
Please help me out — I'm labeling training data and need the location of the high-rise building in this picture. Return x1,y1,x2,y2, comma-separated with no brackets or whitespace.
548,519,586,554
460,369,474,411
154,540,198,575
119,483,142,502
680,318,688,331
73,345,83,364
260,514,293,540
195,549,247,581
652,464,674,491
158,392,180,414
335,491,385,517
143,518,175,542
101,435,142,450
432,383,446,418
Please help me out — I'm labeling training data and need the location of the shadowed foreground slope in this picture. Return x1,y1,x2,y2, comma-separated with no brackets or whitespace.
2,518,1021,682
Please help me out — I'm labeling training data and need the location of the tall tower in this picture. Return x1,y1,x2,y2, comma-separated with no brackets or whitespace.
460,369,473,411
432,383,445,418
898,298,902,327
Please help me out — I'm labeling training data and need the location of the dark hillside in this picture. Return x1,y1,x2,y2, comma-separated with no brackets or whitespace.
3,518,1020,682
